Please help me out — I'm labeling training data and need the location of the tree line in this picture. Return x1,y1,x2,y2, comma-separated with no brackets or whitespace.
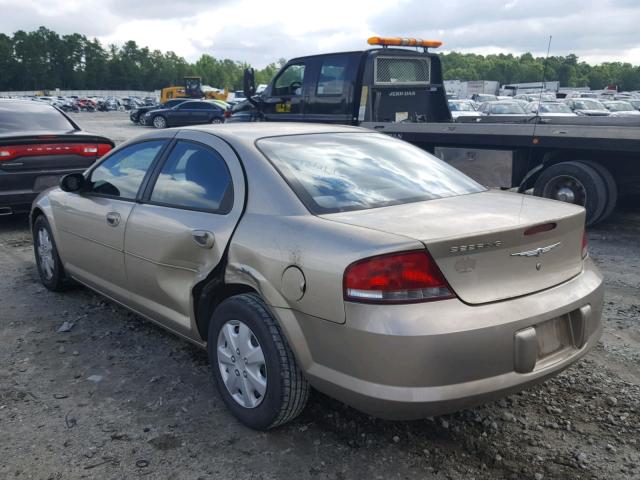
1,27,639,92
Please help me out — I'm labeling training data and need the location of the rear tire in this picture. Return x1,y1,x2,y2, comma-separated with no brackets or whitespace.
580,161,617,224
153,116,167,129
207,293,309,430
533,161,607,226
33,215,68,291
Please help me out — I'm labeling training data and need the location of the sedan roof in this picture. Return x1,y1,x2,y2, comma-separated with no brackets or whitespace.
181,122,367,145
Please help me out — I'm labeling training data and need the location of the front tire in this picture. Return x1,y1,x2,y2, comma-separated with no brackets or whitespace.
208,293,309,430
33,215,67,291
153,116,167,129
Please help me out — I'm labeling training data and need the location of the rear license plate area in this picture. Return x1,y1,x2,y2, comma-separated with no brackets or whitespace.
536,315,572,360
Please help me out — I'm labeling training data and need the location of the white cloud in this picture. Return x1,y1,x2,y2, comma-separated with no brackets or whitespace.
0,0,638,66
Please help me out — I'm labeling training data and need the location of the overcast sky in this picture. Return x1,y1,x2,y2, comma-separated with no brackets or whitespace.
1,0,638,67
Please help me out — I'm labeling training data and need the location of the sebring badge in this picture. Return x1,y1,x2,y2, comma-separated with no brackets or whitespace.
510,242,561,257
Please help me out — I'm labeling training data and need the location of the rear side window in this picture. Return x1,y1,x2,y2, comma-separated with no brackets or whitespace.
149,141,233,213
0,101,75,133
257,133,485,214
316,57,348,96
89,140,165,199
374,56,431,85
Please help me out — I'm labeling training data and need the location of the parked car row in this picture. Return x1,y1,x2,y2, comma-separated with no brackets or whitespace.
0,95,157,113
448,96,640,120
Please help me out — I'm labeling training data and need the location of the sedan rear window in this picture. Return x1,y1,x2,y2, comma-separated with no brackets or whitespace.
257,133,486,214
0,101,76,133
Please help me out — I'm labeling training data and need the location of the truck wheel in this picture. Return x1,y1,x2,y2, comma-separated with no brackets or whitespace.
580,161,617,224
208,293,309,430
533,161,607,226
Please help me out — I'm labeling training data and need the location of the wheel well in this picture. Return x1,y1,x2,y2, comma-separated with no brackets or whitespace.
30,207,45,229
193,270,258,341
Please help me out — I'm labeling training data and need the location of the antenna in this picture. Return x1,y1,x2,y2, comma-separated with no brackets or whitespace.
532,35,552,133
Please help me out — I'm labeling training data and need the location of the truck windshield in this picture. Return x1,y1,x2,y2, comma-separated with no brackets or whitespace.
257,133,486,214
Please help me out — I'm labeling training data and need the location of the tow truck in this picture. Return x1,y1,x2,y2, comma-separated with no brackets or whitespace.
230,36,640,225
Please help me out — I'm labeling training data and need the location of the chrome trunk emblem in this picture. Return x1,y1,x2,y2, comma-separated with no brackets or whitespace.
510,242,561,257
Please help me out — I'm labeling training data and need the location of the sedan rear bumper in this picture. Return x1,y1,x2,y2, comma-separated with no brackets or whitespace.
275,258,603,419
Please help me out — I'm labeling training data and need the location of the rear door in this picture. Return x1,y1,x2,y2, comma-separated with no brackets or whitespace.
52,139,170,303
305,53,360,124
171,102,195,125
123,131,246,337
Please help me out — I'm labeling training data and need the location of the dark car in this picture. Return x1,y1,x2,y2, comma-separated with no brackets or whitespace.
143,100,226,129
130,98,187,125
0,100,114,215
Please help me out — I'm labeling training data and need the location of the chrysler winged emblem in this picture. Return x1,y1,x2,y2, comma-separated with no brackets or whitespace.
510,242,561,257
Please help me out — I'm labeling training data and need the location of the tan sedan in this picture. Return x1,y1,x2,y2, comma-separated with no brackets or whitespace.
31,123,604,429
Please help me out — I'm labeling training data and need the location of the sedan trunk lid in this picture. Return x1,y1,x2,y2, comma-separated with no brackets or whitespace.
322,190,586,305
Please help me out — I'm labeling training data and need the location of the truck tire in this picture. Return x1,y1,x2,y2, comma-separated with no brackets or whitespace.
580,161,617,224
533,161,607,226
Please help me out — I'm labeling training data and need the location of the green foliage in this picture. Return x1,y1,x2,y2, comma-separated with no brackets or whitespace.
440,52,640,91
2,27,639,92
0,27,283,91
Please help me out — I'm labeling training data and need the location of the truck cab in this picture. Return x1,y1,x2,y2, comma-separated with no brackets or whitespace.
231,39,451,124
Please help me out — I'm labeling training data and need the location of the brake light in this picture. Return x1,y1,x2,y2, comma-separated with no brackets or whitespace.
0,143,112,161
524,222,557,236
343,250,455,304
582,231,588,259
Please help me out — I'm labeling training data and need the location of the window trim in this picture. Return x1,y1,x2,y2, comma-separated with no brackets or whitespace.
81,139,170,202
140,139,234,215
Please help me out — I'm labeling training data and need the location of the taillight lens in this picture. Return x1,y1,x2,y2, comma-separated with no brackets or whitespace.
0,143,112,162
581,231,588,259
343,250,455,304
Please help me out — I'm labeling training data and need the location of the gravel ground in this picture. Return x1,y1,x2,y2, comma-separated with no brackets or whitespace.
0,113,638,479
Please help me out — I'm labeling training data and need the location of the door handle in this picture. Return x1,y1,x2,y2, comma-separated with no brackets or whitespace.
192,230,215,249
106,211,121,227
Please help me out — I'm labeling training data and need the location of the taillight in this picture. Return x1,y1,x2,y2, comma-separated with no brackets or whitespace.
343,250,455,304
0,143,112,161
581,231,588,259
224,110,232,118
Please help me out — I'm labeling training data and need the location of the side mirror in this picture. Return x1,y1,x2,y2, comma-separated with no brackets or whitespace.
60,173,85,192
243,68,257,99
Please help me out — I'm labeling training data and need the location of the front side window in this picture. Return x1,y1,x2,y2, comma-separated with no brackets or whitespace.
257,133,485,214
88,141,165,199
273,64,305,96
149,141,233,213
316,57,348,96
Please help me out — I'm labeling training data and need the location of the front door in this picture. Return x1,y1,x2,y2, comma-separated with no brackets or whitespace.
262,62,307,121
52,139,168,302
123,131,246,337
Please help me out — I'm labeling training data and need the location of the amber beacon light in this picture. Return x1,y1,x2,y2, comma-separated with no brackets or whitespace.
367,36,443,48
